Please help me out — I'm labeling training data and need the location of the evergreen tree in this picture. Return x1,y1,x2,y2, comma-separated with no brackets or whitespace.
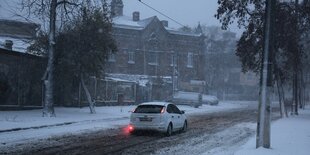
54,6,117,113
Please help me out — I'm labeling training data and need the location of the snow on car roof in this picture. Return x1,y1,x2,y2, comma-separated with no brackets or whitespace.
139,102,169,106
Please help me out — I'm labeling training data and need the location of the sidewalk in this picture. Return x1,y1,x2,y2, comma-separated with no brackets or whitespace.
235,106,310,155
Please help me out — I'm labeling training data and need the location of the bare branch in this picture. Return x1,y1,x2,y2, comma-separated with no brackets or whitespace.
56,0,79,7
243,5,254,16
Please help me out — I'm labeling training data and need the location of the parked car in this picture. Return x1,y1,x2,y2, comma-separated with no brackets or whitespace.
203,95,219,105
172,91,219,107
172,91,202,108
129,102,187,136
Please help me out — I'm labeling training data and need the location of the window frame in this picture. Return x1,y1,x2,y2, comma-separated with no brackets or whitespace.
128,51,135,64
148,52,158,66
108,52,116,62
187,52,194,68
170,54,177,67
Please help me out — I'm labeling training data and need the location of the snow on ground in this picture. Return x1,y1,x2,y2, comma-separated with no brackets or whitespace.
155,123,257,155
0,101,252,147
0,106,133,145
201,123,257,155
3,101,308,155
234,106,310,155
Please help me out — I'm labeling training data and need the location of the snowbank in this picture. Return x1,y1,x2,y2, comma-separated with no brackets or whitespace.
235,107,310,155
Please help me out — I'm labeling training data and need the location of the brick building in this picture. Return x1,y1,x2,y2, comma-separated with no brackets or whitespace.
106,0,206,101
0,1,206,107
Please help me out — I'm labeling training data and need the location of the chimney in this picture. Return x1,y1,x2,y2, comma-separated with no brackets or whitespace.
4,40,13,50
111,0,124,17
161,20,168,27
132,11,140,21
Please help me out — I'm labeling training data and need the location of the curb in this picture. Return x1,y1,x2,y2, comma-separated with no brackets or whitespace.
0,122,76,133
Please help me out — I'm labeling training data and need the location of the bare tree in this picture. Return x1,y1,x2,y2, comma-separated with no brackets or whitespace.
21,0,81,117
26,0,116,114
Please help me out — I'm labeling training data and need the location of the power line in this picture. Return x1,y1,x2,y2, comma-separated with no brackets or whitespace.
138,0,186,27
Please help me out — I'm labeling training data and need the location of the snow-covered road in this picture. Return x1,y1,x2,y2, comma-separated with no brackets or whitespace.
4,101,307,155
0,103,264,155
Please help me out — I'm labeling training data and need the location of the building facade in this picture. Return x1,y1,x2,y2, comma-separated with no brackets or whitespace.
105,0,206,101
0,19,45,109
0,47,45,108
0,1,206,107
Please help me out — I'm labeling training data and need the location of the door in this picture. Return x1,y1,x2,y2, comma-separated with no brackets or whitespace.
171,104,183,129
166,104,179,130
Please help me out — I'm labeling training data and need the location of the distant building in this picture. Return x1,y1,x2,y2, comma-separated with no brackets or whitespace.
105,0,206,101
204,27,259,100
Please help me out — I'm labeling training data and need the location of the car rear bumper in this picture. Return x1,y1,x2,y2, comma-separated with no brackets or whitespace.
130,123,167,132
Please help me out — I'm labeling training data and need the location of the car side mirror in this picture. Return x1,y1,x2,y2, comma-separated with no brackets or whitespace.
181,110,185,114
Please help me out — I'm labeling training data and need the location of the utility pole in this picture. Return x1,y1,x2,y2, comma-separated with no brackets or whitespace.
256,0,275,149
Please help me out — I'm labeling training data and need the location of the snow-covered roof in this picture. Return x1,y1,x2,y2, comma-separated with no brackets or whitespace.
0,36,32,53
106,73,150,86
112,15,202,37
112,16,154,30
165,27,202,37
106,73,174,87
105,77,134,83
173,91,218,102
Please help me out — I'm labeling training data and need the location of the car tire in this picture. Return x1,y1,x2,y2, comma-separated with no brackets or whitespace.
130,130,137,135
166,123,172,137
182,121,187,132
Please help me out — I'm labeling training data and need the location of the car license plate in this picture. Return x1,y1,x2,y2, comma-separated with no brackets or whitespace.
139,117,152,122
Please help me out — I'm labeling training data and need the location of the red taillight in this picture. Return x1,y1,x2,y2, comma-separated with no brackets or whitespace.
161,107,165,114
128,125,134,132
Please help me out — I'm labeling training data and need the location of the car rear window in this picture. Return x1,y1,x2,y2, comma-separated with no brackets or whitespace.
134,105,164,113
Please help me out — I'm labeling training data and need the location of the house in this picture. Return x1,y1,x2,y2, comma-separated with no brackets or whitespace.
104,0,206,102
0,19,45,109
0,47,45,109
0,1,206,107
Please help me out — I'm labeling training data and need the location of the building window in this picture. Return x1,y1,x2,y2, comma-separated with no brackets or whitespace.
128,52,135,64
148,52,158,65
170,54,177,67
187,52,193,68
108,51,116,62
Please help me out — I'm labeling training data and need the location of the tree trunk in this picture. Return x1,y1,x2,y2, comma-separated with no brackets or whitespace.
299,69,304,109
81,74,96,114
294,0,300,115
293,68,299,115
42,0,57,117
274,65,286,117
280,80,288,117
276,76,285,118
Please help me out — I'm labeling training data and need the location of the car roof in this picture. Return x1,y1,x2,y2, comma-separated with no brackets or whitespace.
139,102,170,106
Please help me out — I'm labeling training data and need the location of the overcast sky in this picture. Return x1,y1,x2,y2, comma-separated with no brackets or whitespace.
0,0,241,34
123,0,241,34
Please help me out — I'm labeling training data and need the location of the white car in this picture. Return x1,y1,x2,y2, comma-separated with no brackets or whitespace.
129,102,187,136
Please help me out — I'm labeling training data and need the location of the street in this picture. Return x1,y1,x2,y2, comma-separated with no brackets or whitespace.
1,105,281,155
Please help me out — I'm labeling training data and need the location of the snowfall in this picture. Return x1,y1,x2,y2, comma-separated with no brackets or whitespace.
0,101,309,155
